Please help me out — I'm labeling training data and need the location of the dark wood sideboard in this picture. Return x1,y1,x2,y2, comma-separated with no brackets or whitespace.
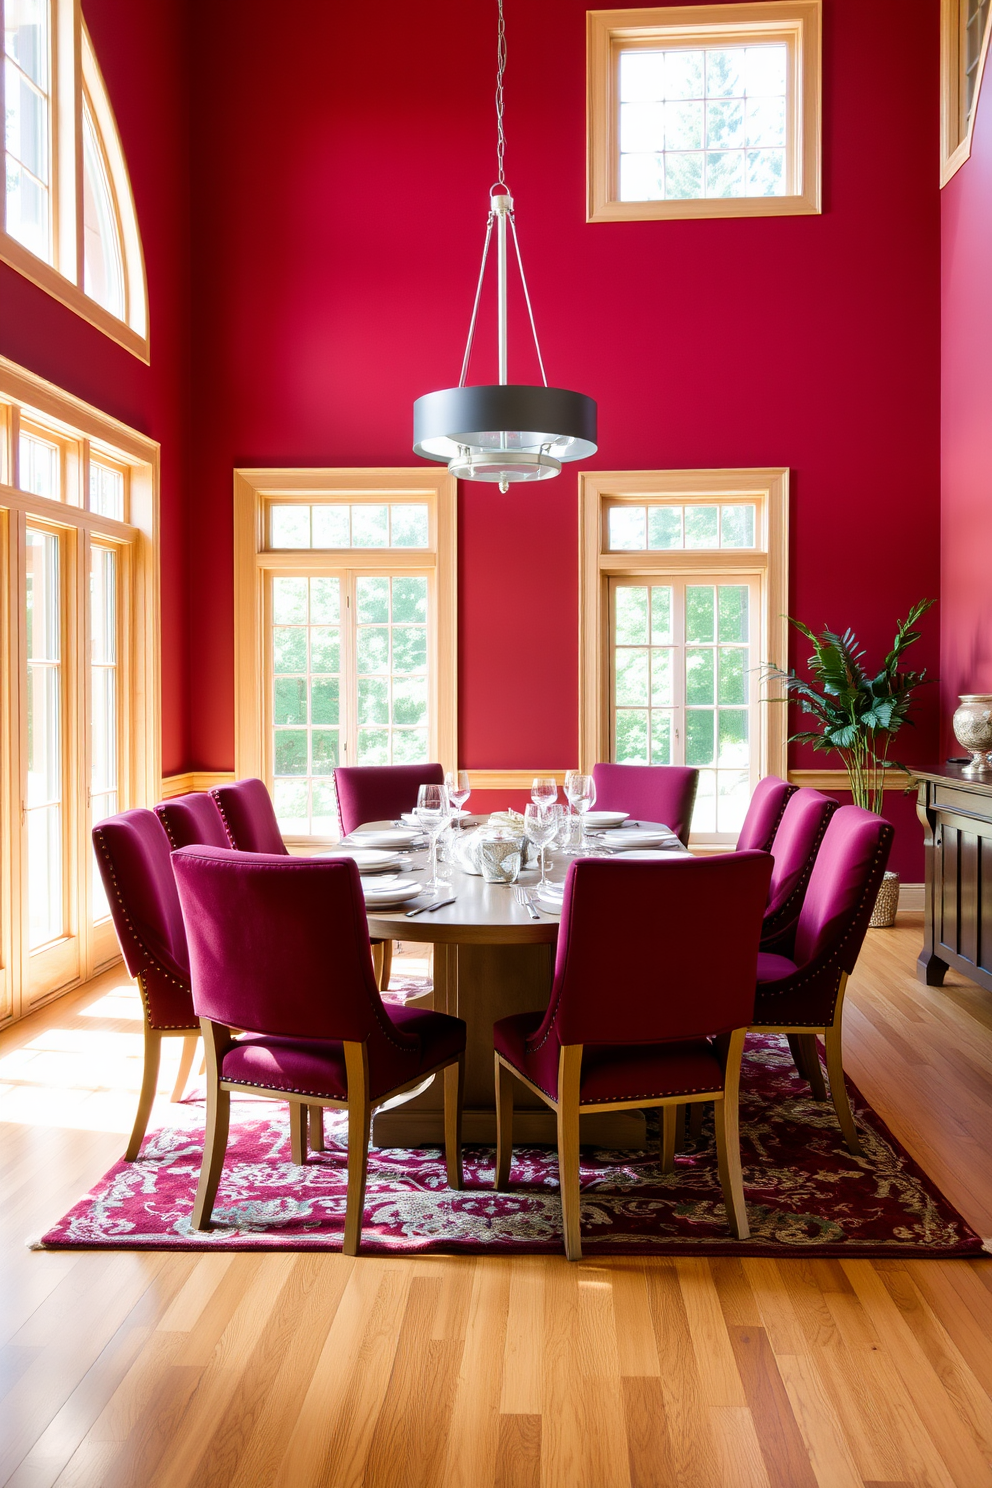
916,765,992,991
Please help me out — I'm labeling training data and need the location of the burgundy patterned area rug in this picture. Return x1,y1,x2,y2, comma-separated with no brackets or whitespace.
37,1033,983,1258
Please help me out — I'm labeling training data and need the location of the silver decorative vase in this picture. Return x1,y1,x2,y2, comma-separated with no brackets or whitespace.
952,694,992,774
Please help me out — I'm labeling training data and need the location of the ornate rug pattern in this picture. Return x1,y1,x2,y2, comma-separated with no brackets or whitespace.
37,1033,983,1257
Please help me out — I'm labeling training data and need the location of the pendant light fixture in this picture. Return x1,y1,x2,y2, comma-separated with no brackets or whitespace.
413,0,597,492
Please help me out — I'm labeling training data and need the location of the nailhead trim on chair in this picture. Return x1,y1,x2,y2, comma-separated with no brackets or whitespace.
761,803,835,941
751,833,891,1028
206,788,238,847
93,829,198,1032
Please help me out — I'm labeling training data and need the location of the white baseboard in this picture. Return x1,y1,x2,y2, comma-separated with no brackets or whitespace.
898,883,924,912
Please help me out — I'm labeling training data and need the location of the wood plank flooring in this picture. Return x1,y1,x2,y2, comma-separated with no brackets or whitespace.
3,918,992,1486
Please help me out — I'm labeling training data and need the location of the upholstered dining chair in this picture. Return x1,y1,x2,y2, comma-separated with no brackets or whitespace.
590,763,698,846
92,809,199,1161
172,847,467,1255
751,805,893,1155
334,763,446,837
760,787,838,946
209,778,287,854
155,791,231,850
492,851,773,1260
736,775,796,852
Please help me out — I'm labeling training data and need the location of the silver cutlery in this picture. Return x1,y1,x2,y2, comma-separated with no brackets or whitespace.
405,896,457,918
513,887,540,920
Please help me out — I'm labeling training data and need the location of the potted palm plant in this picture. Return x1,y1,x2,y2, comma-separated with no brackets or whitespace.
763,598,935,926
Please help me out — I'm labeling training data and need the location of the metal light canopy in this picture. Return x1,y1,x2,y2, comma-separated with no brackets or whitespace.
412,16,597,493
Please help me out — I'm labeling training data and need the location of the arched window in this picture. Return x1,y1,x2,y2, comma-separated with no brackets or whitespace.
0,1,148,358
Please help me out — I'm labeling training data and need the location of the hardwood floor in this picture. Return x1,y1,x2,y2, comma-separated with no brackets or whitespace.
3,917,992,1487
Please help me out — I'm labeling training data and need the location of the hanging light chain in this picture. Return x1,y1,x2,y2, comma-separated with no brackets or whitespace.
495,0,507,187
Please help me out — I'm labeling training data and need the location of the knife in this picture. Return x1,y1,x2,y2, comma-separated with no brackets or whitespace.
405,896,457,917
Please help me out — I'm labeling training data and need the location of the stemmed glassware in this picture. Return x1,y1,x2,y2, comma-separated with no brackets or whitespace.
531,777,558,810
563,771,596,854
524,802,559,890
444,770,471,826
415,783,452,891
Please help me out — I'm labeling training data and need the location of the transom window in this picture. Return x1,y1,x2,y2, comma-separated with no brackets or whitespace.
269,502,429,549
587,1,821,222
235,470,457,845
580,469,789,846
0,0,148,358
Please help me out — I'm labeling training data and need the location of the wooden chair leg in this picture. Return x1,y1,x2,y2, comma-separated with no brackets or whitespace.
661,1105,678,1174
556,1045,584,1262
713,1029,749,1240
687,1102,705,1143
823,1024,861,1156
444,1056,464,1189
370,941,384,987
494,1055,515,1190
126,1025,162,1161
798,1034,827,1101
343,1042,372,1256
170,1034,198,1104
289,1101,308,1166
379,939,393,991
308,1104,326,1152
192,1083,231,1230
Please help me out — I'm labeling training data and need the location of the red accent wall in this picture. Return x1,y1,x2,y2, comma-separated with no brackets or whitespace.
0,0,190,776
188,0,940,878
941,56,992,756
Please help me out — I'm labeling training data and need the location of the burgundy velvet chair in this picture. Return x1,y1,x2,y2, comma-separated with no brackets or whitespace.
751,805,893,1154
736,775,796,853
761,787,838,946
492,851,773,1260
172,847,467,1255
155,792,231,850
209,778,287,855
590,763,698,846
92,809,199,1160
334,763,445,837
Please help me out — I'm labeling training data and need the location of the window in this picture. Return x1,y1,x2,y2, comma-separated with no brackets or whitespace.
235,469,457,844
587,2,821,222
941,0,992,184
0,1,148,358
579,469,788,846
0,354,160,1026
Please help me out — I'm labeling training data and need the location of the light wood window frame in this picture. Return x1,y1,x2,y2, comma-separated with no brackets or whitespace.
579,468,789,845
941,0,992,184
587,1,821,223
0,353,160,1026
0,2,149,360
234,468,457,848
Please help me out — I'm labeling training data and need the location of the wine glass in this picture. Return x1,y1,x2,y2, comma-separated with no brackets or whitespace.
444,770,471,827
415,783,451,891
564,772,596,854
531,777,558,810
524,802,559,890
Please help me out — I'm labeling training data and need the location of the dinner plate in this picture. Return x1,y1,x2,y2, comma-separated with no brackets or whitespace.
314,848,403,873
347,828,422,849
582,810,629,828
361,879,422,906
612,848,686,860
536,888,564,913
600,829,678,850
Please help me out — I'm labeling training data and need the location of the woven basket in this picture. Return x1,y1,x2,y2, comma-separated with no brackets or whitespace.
869,870,900,928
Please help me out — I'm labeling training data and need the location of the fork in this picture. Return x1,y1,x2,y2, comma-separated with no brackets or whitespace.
513,887,540,920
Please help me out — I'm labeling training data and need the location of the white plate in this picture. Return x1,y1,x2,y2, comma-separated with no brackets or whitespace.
536,890,564,913
314,848,403,873
601,829,678,850
361,880,422,906
582,810,629,828
401,809,470,826
347,828,422,849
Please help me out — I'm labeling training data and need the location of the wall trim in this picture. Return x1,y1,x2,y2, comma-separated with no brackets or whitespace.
788,769,912,793
897,883,924,912
160,772,235,799
463,768,913,793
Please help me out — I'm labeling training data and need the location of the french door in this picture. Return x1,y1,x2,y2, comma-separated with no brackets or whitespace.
609,572,762,839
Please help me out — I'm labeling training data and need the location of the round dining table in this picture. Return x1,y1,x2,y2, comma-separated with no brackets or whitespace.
360,818,688,1150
